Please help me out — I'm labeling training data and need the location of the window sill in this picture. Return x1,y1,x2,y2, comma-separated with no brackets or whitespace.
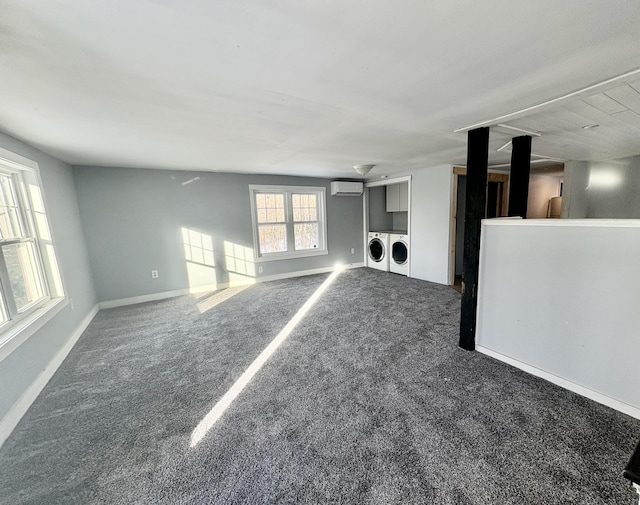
255,249,329,262
0,297,68,362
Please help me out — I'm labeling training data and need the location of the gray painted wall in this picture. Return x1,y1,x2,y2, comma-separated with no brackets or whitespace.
0,132,96,420
562,156,640,218
73,166,364,302
562,161,590,218
367,186,392,232
586,157,640,218
392,212,408,232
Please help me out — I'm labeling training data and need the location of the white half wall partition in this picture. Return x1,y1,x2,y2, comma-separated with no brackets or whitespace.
476,218,640,419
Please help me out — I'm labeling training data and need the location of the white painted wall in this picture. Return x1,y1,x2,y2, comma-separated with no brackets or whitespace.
561,161,590,218
476,219,640,417
527,174,561,218
409,165,452,285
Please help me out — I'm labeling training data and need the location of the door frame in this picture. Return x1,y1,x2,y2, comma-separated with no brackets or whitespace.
449,167,509,285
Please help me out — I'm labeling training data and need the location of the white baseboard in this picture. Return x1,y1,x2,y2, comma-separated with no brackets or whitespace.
100,263,366,309
99,285,218,309
258,262,365,283
0,304,100,448
476,345,640,420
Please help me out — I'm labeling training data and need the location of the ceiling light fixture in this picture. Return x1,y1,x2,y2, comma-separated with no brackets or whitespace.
353,164,375,175
581,123,600,130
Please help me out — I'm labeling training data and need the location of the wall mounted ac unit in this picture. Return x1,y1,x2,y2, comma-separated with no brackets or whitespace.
330,181,363,196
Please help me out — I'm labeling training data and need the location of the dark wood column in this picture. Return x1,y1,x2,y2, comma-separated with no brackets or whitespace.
459,127,489,351
507,135,532,218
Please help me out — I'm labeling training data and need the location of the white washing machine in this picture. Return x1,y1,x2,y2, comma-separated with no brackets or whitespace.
367,231,389,271
389,233,409,276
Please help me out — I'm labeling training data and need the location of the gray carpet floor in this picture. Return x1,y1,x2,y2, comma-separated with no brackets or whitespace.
1,268,639,504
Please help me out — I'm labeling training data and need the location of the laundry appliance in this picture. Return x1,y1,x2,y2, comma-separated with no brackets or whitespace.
367,231,389,271
389,233,409,276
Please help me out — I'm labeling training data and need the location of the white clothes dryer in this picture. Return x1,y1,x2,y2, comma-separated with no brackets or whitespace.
367,232,389,271
389,233,409,276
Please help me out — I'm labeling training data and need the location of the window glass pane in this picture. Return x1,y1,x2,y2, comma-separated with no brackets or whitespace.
265,194,275,208
0,175,24,239
292,193,318,223
0,287,8,324
256,193,284,224
3,241,45,311
258,224,287,254
294,223,319,250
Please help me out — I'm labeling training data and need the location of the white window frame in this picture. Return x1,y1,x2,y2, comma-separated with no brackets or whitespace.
0,148,66,360
249,185,328,262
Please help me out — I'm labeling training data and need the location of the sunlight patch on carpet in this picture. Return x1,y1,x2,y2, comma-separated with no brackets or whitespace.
196,285,250,314
190,265,344,447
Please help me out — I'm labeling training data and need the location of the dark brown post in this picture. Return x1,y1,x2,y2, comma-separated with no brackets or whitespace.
507,135,532,218
459,127,489,351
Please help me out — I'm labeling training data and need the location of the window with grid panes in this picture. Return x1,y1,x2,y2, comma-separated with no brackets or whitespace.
249,185,327,260
0,159,62,342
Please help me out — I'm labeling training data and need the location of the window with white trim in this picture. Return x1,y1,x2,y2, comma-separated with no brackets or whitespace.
249,185,328,261
0,159,63,336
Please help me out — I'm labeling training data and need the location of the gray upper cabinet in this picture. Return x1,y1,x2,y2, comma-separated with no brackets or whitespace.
386,182,409,212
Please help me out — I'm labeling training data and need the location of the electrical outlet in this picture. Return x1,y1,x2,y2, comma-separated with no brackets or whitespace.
258,266,264,273
151,270,159,278
350,248,355,254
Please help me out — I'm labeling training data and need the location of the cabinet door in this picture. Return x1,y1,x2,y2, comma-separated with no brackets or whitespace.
386,184,399,212
398,181,409,211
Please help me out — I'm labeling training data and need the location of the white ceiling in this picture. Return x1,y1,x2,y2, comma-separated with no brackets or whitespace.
1,1,639,179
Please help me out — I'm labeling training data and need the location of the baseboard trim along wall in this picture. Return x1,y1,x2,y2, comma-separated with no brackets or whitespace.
0,304,100,448
476,345,640,421
100,263,366,309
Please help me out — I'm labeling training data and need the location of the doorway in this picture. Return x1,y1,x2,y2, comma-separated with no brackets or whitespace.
449,167,509,288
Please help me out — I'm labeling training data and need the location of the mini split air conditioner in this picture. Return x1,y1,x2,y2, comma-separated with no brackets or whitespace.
330,181,363,196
